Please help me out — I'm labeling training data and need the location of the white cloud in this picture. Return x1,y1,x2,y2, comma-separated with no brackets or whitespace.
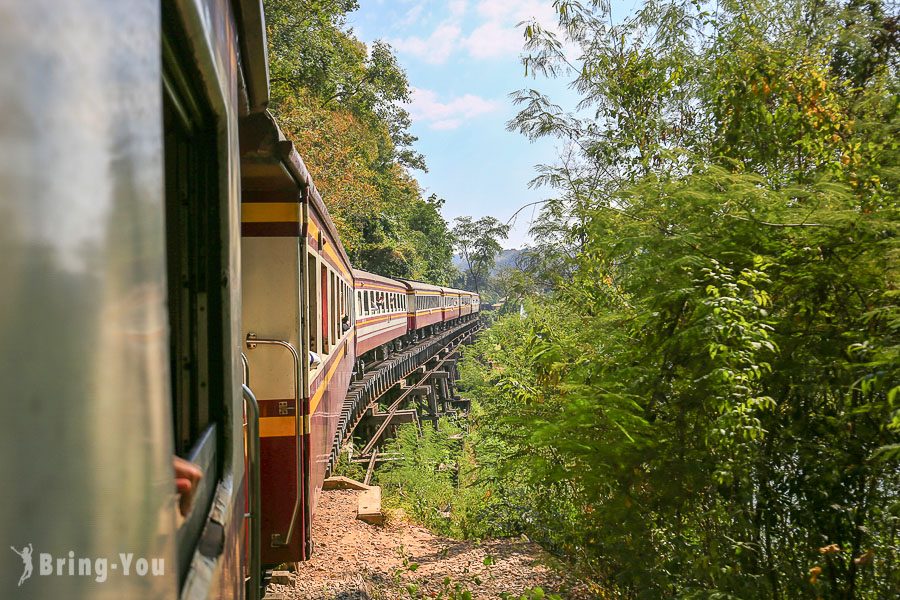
398,3,425,28
391,22,462,65
462,20,523,59
391,0,557,64
474,0,555,22
448,0,468,18
463,0,559,58
408,87,502,130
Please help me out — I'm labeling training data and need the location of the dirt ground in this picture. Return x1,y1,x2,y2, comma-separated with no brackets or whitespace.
264,489,594,599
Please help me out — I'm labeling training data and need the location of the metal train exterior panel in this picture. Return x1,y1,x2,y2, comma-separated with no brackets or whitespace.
401,279,446,332
305,199,355,535
443,289,462,322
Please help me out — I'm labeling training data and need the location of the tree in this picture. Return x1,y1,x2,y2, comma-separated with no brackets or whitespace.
451,216,510,294
265,0,424,170
455,0,900,597
263,0,454,284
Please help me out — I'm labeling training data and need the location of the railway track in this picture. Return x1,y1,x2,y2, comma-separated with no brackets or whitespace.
327,320,481,474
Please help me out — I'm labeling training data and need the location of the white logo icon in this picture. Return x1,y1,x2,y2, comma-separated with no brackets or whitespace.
10,544,33,587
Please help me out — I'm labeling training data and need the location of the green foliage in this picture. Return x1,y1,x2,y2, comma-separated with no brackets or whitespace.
331,443,367,482
376,418,506,538
451,0,900,597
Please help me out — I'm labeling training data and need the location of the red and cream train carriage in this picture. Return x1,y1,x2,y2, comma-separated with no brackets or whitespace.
443,289,462,322
400,279,445,335
240,111,355,566
354,269,409,358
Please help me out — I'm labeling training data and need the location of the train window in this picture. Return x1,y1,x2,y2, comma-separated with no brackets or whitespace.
335,277,340,335
330,272,336,345
321,264,330,353
330,271,337,343
348,283,353,325
349,283,354,324
328,271,333,343
308,253,319,356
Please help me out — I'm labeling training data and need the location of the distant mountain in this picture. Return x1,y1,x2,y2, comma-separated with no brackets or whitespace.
453,248,524,275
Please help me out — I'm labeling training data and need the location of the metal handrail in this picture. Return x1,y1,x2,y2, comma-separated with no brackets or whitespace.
242,384,261,600
241,352,250,387
245,333,303,548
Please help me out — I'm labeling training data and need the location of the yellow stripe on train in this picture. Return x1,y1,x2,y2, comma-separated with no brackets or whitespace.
260,416,296,438
241,202,301,223
309,345,346,416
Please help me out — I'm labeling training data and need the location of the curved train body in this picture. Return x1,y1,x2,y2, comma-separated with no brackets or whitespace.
1,1,477,599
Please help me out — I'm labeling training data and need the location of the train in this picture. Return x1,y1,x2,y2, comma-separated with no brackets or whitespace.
0,1,478,599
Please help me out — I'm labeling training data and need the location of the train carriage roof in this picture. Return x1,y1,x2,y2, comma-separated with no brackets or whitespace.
394,278,444,294
239,110,352,273
353,269,407,291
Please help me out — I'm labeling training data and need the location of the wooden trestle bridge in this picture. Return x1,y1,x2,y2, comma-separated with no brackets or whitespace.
327,320,481,484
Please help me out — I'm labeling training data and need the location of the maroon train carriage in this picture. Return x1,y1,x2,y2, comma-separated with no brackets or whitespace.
443,289,462,322
460,291,474,317
399,279,445,337
354,269,410,361
240,111,356,566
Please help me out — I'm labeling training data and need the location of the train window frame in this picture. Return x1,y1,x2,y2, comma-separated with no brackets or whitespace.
331,272,338,341
161,8,226,584
321,263,330,354
308,253,320,357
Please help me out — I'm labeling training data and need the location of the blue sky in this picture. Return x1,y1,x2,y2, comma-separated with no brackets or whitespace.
346,0,583,249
